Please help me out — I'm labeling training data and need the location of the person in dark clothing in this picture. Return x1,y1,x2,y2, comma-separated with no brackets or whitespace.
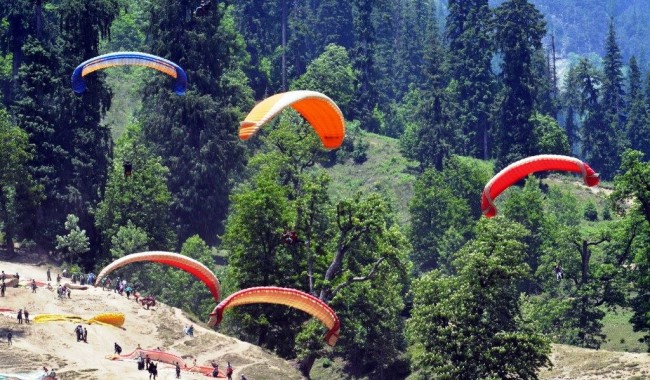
75,325,83,342
148,361,158,380
226,362,233,380
114,342,122,355
47,268,51,281
83,327,87,343
137,354,145,370
554,264,564,282
23,309,29,324
175,362,181,378
31,279,37,293
6,331,12,346
1,281,6,297
17,309,22,324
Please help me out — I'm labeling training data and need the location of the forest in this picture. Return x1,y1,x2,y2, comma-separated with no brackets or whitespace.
2,0,650,379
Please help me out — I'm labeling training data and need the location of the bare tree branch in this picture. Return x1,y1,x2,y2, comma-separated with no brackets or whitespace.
328,257,387,299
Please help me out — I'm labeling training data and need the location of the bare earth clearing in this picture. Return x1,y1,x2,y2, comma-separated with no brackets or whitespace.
0,260,303,380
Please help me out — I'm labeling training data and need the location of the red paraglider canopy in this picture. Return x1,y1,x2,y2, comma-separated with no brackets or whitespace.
482,154,599,218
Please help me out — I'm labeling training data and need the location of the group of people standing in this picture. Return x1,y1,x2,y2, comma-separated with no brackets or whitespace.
16,308,30,324
74,324,88,343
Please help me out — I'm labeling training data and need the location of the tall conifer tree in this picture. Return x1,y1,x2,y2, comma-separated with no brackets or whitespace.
493,0,546,169
446,0,494,159
576,58,619,179
351,0,378,131
602,19,626,136
140,1,252,245
627,56,650,158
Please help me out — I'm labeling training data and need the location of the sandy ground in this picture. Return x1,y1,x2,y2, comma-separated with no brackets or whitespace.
0,260,304,380
540,344,650,380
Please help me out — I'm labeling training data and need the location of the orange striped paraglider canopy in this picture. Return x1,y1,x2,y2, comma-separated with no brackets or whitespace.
239,90,345,150
209,286,340,346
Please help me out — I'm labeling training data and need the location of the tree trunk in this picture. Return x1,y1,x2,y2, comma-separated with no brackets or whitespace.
298,352,317,378
281,0,287,91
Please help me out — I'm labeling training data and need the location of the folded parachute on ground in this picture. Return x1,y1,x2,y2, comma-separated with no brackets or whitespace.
482,154,600,218
95,251,220,301
239,90,345,149
209,286,340,346
71,52,188,95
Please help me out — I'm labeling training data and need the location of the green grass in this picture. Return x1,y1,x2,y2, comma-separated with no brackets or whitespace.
102,68,145,141
601,307,646,353
321,133,418,226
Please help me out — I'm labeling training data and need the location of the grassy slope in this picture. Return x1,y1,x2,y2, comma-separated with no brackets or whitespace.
320,133,418,227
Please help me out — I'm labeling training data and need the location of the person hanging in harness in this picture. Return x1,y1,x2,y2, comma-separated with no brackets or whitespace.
554,263,564,282
281,230,301,246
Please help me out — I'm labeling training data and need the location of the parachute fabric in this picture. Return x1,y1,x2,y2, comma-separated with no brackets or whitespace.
239,90,345,149
482,154,599,218
71,52,188,95
95,251,220,301
209,286,340,346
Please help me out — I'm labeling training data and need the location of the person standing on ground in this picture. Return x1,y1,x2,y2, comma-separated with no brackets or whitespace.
175,362,181,379
6,331,12,346
17,309,23,324
83,327,87,343
226,362,233,380
46,268,51,282
1,281,6,297
31,279,37,293
23,309,29,324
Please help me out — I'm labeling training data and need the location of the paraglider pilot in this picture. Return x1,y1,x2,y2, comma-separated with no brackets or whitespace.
554,264,564,282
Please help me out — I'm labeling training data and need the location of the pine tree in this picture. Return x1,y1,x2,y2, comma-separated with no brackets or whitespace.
626,56,650,158
351,0,378,131
5,0,118,250
493,0,546,169
562,63,582,154
576,58,619,179
140,1,253,245
602,19,626,137
446,0,494,159
233,0,283,97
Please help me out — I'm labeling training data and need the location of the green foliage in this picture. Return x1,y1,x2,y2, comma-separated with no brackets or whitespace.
407,218,552,379
222,127,411,376
531,112,570,155
583,201,599,221
574,58,620,180
446,0,494,159
291,44,356,117
55,214,90,262
503,177,552,291
494,0,546,170
139,2,253,245
95,123,175,257
109,221,149,259
0,108,40,254
626,56,650,158
613,151,650,349
409,155,492,272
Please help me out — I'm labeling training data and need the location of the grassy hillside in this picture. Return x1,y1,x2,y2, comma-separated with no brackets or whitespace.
320,133,418,226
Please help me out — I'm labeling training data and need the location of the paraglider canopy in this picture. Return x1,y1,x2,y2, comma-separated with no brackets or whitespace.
95,251,220,301
482,154,599,218
239,90,345,150
71,52,188,95
209,286,340,346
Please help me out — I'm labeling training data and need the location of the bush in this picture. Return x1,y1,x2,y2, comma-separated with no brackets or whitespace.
583,201,599,221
